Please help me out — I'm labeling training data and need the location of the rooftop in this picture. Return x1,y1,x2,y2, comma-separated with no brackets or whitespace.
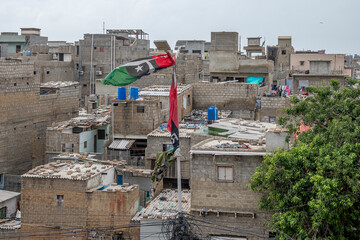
40,81,79,88
47,108,111,130
148,124,205,138
116,166,153,177
132,189,191,221
22,161,113,181
0,219,21,230
139,85,192,97
51,152,127,166
0,190,20,203
192,118,283,152
88,182,138,193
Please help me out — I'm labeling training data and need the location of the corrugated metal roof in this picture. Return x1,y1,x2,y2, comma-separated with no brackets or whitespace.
108,140,135,150
0,190,20,203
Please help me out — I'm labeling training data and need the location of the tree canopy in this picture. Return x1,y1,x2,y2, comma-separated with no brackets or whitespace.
251,79,360,239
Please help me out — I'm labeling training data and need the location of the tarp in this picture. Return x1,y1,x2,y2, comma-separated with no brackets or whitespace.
246,76,264,84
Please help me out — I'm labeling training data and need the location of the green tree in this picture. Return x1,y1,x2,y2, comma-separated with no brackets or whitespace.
251,79,360,239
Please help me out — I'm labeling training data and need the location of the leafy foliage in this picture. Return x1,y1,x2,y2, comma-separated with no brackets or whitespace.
251,79,360,239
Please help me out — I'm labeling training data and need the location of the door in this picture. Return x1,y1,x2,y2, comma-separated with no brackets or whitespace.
94,135,97,153
117,175,123,185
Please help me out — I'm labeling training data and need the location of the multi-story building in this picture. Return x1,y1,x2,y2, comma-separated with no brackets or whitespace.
21,161,139,239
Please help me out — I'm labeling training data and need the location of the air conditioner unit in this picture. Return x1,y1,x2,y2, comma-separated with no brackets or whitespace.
96,71,103,76
79,71,84,76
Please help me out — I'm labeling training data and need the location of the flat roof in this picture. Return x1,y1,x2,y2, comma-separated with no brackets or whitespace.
139,85,192,97
40,81,79,88
22,161,113,181
132,189,191,221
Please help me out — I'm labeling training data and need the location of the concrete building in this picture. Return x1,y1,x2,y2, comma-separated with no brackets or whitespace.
267,36,294,84
0,190,20,218
209,32,274,88
244,37,265,58
78,29,150,98
189,120,288,239
108,85,193,166
175,40,209,60
0,28,47,56
132,189,191,240
45,108,111,161
192,82,258,119
290,52,347,94
21,161,139,239
0,60,79,181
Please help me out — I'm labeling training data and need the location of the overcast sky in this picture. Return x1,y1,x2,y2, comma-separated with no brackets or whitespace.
0,0,358,54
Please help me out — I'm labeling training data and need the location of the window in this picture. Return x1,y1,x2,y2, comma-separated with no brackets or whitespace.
187,95,191,106
62,143,74,152
94,46,97,50
84,141,87,148
98,129,106,140
0,207,7,218
137,106,145,113
281,50,286,55
76,46,80,56
269,116,276,123
217,165,233,181
46,71,50,74
300,61,305,66
163,144,174,152
34,71,37,75
159,102,163,109
0,174,4,189
16,45,21,53
56,195,64,206
76,64,79,70
59,53,64,61
100,47,104,52
192,50,201,54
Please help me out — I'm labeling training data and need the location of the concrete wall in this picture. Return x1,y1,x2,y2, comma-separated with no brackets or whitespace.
21,176,138,239
192,82,258,119
259,97,290,123
290,54,345,74
292,74,347,94
190,153,270,239
113,100,167,137
0,194,19,218
145,135,192,179
0,60,79,174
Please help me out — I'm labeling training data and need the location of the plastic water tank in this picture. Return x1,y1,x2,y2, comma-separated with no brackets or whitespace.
25,51,31,56
215,107,219,120
208,106,215,121
130,88,139,100
118,87,126,100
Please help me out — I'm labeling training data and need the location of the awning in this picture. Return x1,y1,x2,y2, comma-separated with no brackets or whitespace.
108,140,135,150
246,76,264,84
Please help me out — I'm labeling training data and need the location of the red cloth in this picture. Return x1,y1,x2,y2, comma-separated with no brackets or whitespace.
153,52,176,68
294,124,310,140
167,69,179,149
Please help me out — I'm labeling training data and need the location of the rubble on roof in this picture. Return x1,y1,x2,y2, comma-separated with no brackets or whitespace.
132,189,191,221
116,166,153,177
183,109,232,122
0,219,21,230
93,183,138,193
22,161,113,180
52,152,127,166
48,107,111,130
40,81,79,88
139,85,192,97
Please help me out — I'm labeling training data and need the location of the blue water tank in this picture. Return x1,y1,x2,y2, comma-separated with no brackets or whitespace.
130,88,139,100
25,51,31,56
215,107,219,120
118,87,126,100
208,106,215,121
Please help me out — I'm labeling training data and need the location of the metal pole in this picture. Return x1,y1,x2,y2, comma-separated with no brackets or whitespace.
176,149,182,213
112,103,114,142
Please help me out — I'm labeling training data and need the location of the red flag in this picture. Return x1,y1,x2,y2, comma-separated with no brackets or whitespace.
167,69,179,150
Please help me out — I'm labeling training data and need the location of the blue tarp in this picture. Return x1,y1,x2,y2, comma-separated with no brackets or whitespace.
246,76,264,84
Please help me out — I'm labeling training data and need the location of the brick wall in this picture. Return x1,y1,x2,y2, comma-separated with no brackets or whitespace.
260,97,290,123
0,60,79,175
190,153,271,239
113,100,167,136
21,177,139,239
192,82,258,119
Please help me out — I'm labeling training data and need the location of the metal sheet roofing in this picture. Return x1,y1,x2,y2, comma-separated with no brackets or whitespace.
108,140,135,150
0,190,20,203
